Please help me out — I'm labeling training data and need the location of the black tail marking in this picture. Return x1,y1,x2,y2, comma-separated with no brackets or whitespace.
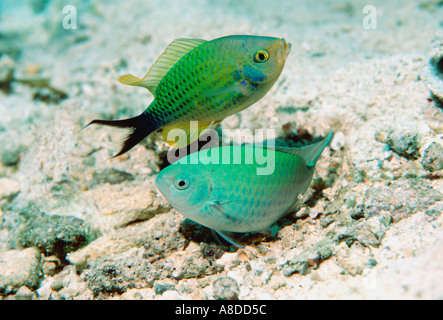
85,113,155,158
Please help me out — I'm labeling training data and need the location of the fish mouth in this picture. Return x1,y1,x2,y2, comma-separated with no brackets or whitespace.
155,175,166,194
271,38,291,65
279,38,291,59
155,171,175,197
155,177,181,209
283,38,292,58
267,38,291,57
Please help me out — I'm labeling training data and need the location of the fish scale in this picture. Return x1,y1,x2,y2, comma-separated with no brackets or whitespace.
86,35,291,156
156,44,223,120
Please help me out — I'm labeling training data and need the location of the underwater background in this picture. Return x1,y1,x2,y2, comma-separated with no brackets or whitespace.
0,0,442,299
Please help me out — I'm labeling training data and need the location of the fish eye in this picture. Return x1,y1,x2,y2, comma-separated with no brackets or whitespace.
174,177,189,190
253,49,270,63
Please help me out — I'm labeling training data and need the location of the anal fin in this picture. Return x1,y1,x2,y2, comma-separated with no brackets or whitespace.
213,230,245,248
161,120,220,149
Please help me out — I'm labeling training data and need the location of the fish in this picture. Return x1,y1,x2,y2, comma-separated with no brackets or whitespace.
85,35,291,157
155,130,333,247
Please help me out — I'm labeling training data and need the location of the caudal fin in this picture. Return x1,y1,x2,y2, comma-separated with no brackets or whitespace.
299,129,333,167
273,130,333,168
84,113,156,158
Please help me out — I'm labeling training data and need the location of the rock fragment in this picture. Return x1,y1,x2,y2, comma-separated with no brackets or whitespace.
376,125,421,160
11,210,89,260
421,142,443,172
0,178,20,207
212,276,240,300
0,248,42,294
282,240,334,277
1,146,21,166
92,168,134,185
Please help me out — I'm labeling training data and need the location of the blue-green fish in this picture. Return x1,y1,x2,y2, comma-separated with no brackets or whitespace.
86,35,291,157
155,131,333,247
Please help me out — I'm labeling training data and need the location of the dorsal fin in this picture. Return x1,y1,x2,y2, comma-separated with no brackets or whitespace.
273,130,333,167
118,38,207,94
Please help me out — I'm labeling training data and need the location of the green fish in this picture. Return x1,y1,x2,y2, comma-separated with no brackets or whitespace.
86,35,291,157
155,131,333,247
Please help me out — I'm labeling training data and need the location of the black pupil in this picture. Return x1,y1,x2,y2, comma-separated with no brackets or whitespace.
258,53,265,60
178,180,186,187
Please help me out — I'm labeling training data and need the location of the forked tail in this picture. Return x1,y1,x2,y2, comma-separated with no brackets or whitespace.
272,129,333,168
297,129,333,168
84,112,156,158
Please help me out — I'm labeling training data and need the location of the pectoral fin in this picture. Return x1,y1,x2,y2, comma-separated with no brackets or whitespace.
209,200,243,224
202,80,252,100
209,201,246,247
